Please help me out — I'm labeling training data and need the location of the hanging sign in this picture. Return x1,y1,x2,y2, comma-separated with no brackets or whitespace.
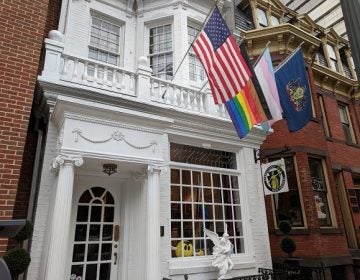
261,158,289,195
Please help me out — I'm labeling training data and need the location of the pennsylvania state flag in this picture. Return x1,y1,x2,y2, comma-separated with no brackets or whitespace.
274,48,312,132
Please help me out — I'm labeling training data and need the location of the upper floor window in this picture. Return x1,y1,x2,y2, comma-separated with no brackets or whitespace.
270,15,280,26
338,103,356,144
188,25,205,84
272,157,305,227
149,24,173,80
309,157,333,227
257,8,268,27
89,16,120,65
327,44,338,72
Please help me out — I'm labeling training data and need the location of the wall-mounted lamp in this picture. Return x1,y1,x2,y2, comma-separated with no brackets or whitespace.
103,163,117,176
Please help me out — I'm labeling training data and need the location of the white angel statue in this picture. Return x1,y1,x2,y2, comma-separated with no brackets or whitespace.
204,224,234,280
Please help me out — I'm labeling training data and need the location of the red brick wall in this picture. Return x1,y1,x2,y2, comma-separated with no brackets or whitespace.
0,0,61,254
261,62,353,261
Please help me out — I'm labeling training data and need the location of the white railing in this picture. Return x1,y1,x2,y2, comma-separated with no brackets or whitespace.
41,35,229,120
149,77,229,119
60,54,136,96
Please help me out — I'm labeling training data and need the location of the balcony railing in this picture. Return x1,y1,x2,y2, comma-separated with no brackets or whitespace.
60,54,136,96
40,34,229,120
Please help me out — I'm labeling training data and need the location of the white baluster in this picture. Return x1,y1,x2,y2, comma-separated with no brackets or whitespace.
130,74,135,94
121,71,126,89
186,90,191,109
112,69,116,88
61,56,68,76
83,61,89,81
179,88,185,107
103,66,108,86
165,84,171,104
72,58,78,81
150,79,155,98
94,65,99,84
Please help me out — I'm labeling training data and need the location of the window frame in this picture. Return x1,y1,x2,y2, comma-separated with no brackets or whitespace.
256,8,268,28
319,95,331,137
187,24,206,87
338,103,357,144
88,12,124,66
169,165,244,258
168,148,255,274
308,157,336,228
326,44,339,72
271,156,307,229
146,20,174,80
270,15,280,26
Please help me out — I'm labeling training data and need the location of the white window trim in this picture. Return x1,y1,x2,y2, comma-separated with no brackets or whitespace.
144,17,174,79
168,158,256,275
89,10,125,67
187,20,207,88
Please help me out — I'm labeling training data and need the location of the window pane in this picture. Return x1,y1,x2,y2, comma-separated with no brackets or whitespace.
89,16,120,65
170,148,242,258
257,8,268,27
309,158,332,226
271,15,280,26
149,24,173,80
274,157,304,227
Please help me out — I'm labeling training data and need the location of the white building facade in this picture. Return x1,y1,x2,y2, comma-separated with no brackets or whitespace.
28,0,272,279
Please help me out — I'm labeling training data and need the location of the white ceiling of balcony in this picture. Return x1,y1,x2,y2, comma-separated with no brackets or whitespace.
281,0,347,40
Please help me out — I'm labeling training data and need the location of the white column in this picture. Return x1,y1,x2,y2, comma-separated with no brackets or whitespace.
44,154,83,280
146,165,166,280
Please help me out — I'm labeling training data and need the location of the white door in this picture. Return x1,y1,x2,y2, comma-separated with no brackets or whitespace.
69,186,120,280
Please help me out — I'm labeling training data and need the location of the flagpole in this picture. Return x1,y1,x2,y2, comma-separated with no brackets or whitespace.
189,80,209,104
274,41,304,73
161,0,220,99
253,41,271,67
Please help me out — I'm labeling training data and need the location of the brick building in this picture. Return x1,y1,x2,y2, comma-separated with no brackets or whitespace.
0,0,61,253
235,0,359,278
1,0,359,279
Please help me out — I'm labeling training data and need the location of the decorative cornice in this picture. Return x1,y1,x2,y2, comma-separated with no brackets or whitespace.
51,154,84,171
72,128,158,152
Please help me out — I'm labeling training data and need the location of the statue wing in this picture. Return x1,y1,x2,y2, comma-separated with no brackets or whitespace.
204,227,220,247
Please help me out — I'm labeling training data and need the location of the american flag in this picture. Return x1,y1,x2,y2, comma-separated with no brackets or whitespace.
192,7,253,105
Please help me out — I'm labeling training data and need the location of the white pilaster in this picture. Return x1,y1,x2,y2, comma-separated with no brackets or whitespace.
44,154,83,280
146,165,167,280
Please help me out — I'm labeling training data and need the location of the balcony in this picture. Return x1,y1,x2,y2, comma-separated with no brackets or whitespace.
39,32,228,120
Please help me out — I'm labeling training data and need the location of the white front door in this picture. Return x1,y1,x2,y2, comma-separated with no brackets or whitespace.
69,186,121,280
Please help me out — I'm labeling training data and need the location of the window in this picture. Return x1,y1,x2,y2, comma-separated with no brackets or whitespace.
149,24,173,80
170,144,243,258
319,96,330,137
327,44,338,72
188,26,205,84
309,158,332,227
257,8,268,27
273,157,305,227
270,15,280,26
353,176,360,210
338,103,356,144
89,16,120,65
